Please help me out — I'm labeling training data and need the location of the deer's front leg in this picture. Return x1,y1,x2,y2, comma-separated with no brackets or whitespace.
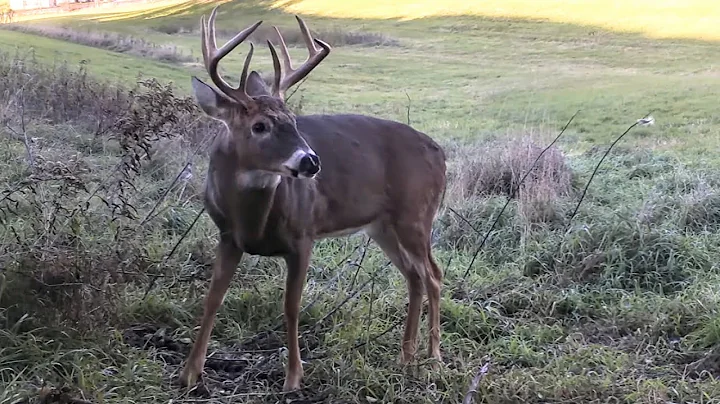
282,242,311,392
179,236,243,387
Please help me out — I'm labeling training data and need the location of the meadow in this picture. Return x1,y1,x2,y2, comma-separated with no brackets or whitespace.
0,0,720,402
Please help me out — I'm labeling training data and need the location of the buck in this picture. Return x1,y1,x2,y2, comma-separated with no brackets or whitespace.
179,6,447,392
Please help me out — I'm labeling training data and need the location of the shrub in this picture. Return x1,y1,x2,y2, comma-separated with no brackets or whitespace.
0,51,219,334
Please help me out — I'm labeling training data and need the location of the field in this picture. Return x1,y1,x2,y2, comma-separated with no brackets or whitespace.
1,0,720,403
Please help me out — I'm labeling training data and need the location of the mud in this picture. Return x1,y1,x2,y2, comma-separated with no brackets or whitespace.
122,324,331,403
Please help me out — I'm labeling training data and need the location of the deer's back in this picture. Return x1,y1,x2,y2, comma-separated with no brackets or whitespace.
296,113,447,236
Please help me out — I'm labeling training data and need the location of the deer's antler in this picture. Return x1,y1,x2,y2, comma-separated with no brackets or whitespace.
267,16,332,99
200,6,261,104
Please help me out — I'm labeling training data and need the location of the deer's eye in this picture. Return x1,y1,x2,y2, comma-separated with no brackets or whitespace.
251,122,267,134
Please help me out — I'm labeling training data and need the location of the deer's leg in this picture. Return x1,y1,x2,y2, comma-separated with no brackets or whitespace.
367,222,426,364
179,236,243,387
426,249,443,366
282,241,312,392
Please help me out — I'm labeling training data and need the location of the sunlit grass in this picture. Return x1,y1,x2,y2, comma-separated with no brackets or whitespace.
11,0,191,22
272,0,720,41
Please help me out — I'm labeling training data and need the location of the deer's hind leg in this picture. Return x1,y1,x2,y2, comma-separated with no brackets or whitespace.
367,219,442,366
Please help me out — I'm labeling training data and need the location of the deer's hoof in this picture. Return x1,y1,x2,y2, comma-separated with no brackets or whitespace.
178,366,201,388
282,369,303,392
399,349,415,365
428,351,443,371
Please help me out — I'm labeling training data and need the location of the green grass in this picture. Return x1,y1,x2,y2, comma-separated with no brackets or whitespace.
5,0,720,155
1,0,720,403
0,30,191,86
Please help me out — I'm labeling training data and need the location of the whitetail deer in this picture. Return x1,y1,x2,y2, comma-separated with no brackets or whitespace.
179,6,447,392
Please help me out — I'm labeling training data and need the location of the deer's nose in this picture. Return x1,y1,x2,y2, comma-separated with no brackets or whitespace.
299,153,320,176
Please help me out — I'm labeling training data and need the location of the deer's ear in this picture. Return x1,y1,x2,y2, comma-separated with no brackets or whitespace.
245,71,272,97
191,77,237,121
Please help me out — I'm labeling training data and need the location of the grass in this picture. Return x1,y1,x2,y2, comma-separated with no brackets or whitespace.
5,0,719,155
272,0,720,41
0,0,719,403
3,23,196,64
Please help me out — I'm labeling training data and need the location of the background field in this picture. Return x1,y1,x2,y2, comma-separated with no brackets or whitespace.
1,0,719,403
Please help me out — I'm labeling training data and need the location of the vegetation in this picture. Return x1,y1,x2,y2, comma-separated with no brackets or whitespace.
3,24,195,64
1,0,720,403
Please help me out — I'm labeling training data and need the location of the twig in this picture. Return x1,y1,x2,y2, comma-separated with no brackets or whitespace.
548,112,652,268
365,267,376,357
463,361,491,404
3,86,34,168
461,110,580,280
562,112,652,233
140,119,211,226
306,316,404,361
352,316,403,351
405,91,411,125
305,263,388,333
18,88,32,168
285,76,308,102
142,207,206,299
290,242,364,320
447,206,483,235
348,236,372,289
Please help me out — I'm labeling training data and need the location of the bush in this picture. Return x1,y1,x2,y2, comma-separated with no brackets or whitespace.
0,51,219,333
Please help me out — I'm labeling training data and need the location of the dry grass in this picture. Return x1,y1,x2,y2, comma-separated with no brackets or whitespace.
445,135,574,225
153,20,400,48
4,24,195,64
0,50,216,333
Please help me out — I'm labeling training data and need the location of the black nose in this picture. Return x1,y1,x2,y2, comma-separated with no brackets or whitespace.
299,153,320,176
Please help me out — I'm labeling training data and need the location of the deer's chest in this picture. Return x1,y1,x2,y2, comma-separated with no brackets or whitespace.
204,174,301,257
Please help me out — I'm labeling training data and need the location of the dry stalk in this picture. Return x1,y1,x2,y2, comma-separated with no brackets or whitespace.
463,361,491,404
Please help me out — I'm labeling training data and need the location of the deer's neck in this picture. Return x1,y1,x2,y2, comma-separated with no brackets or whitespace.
233,171,281,241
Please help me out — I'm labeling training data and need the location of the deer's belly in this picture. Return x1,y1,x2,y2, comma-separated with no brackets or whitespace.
235,231,294,257
316,225,369,239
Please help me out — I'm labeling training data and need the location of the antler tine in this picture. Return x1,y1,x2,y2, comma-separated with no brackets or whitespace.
200,5,262,103
295,15,321,55
238,42,255,95
269,15,332,99
267,40,283,98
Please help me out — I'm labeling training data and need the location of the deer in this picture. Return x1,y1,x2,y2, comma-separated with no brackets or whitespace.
178,6,447,392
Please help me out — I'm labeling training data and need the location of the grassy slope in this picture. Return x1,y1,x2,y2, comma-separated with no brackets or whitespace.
1,1,720,403
5,0,720,156
273,0,720,40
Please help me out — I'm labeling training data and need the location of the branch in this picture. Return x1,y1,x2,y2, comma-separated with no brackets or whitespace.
142,207,206,299
463,361,491,404
563,112,652,233
548,112,652,268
